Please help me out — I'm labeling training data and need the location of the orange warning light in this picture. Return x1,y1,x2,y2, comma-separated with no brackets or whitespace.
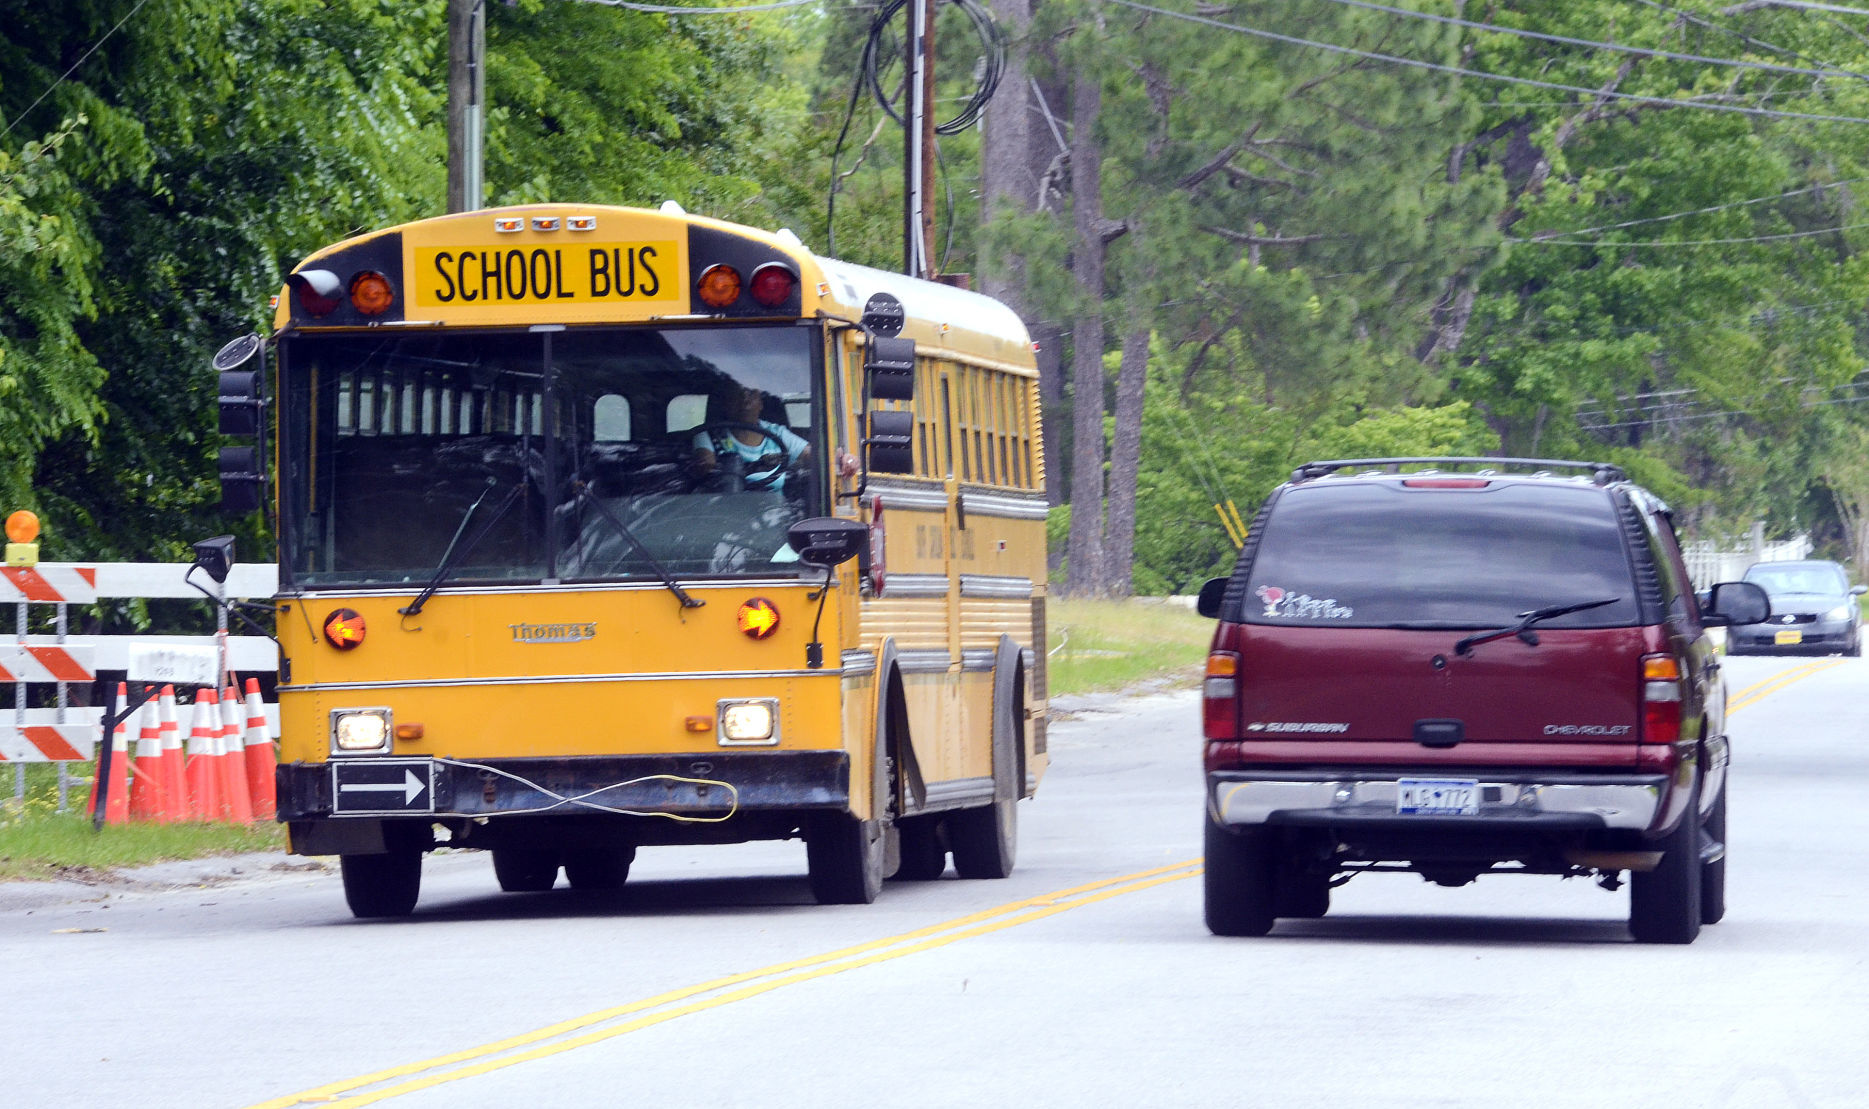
6,511,39,544
737,597,780,640
323,608,367,650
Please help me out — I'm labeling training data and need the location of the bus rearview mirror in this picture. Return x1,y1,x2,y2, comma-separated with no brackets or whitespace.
865,409,915,474
865,337,915,401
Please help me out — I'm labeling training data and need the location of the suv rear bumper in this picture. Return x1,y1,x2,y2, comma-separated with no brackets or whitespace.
1209,770,1666,833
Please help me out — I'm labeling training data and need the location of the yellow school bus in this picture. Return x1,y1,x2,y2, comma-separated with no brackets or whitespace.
209,203,1048,917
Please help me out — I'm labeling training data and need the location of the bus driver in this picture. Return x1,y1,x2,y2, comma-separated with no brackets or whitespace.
692,383,811,492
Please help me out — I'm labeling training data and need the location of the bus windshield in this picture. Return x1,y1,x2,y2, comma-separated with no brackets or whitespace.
278,323,823,588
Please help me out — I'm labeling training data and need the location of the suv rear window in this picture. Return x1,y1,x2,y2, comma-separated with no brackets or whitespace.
1239,482,1640,629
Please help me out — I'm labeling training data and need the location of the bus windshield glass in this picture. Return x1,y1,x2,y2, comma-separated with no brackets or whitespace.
278,323,822,588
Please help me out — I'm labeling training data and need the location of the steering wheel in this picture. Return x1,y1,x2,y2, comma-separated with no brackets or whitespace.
694,422,794,490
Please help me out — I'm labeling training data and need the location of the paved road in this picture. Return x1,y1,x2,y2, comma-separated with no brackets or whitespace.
5,656,1866,1107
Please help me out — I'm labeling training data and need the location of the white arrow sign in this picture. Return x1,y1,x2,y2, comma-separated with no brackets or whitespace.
337,769,428,806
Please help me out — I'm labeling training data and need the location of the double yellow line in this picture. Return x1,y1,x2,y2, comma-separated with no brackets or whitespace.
1727,657,1844,714
252,860,1202,1108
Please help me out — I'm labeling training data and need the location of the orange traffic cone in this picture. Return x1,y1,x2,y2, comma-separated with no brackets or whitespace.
242,678,277,821
86,684,133,825
184,688,224,821
156,686,187,823
128,700,170,822
217,686,254,824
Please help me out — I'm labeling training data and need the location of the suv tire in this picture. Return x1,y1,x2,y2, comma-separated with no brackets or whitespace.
1274,862,1331,919
1204,815,1275,937
1629,779,1703,944
1701,785,1727,925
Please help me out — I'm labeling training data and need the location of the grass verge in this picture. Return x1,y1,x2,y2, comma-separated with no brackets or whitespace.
0,767,285,883
1045,596,1211,698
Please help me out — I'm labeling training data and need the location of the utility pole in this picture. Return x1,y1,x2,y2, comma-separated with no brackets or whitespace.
903,0,936,278
447,0,486,213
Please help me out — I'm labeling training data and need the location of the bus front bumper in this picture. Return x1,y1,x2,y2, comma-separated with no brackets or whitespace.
277,751,850,825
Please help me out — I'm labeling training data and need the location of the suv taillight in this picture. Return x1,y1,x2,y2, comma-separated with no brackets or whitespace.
1203,651,1240,739
1640,654,1682,743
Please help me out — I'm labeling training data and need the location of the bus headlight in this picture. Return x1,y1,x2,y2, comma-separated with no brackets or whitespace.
718,700,778,746
331,708,393,754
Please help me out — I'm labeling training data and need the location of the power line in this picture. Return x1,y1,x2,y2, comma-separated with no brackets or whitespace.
1630,0,1867,79
1,0,157,141
1514,221,1869,247
1736,0,1869,15
1317,0,1867,82
1103,0,1869,126
572,0,818,12
1521,179,1864,239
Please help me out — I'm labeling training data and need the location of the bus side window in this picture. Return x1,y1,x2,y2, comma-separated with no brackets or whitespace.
667,394,706,434
594,394,631,441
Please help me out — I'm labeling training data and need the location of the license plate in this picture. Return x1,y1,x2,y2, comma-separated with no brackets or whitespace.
1397,778,1480,815
1775,629,1803,645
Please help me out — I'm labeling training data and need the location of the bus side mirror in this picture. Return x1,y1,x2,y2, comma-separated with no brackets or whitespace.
190,535,237,584
865,337,915,401
865,409,914,474
788,517,867,567
213,333,267,515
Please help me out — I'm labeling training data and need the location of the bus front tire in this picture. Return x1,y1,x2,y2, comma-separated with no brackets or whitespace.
340,850,422,919
950,798,1017,879
807,814,885,904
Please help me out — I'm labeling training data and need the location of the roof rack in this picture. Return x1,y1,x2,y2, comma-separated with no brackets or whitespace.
1290,456,1627,485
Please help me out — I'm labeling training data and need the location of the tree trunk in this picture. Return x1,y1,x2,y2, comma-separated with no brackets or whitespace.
1101,326,1149,596
981,0,1066,509
1065,69,1107,597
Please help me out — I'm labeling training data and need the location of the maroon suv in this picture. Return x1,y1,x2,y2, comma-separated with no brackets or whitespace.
1196,458,1771,943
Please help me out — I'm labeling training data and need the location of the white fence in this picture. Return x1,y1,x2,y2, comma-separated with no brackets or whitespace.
1680,532,1812,590
3,561,279,808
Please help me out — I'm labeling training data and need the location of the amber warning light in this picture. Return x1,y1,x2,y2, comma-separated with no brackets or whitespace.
737,598,780,640
323,608,367,650
5,509,40,568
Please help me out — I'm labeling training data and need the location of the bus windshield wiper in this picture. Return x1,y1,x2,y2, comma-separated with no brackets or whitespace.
1452,598,1620,657
574,485,703,609
399,478,524,617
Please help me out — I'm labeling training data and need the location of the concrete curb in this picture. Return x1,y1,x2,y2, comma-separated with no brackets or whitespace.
0,851,323,913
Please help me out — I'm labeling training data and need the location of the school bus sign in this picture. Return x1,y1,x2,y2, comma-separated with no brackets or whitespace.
411,240,682,309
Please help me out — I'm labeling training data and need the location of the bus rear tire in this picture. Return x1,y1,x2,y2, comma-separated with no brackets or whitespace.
807,814,885,904
892,815,947,880
950,798,1017,879
341,850,422,919
492,849,559,892
565,846,635,891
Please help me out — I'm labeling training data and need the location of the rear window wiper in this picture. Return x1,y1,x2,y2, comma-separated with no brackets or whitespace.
399,477,524,617
1453,597,1620,657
